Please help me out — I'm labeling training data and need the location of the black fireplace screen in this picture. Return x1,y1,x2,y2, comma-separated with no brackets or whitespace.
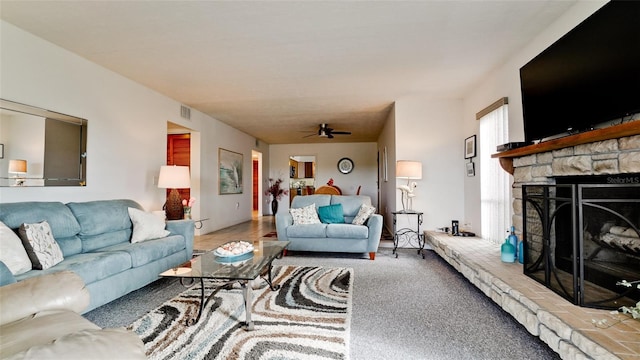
523,183,640,309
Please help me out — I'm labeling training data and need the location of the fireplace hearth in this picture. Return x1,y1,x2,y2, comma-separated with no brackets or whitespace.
522,177,640,309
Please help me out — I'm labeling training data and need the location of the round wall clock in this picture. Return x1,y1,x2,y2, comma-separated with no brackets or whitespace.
337,157,354,174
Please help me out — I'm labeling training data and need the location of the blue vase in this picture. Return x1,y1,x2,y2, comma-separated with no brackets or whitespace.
508,226,518,260
501,238,516,263
518,241,524,264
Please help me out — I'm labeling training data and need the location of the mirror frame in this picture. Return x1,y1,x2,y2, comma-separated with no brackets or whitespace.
0,99,87,187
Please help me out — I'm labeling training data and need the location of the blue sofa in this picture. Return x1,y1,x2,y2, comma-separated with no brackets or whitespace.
0,199,194,312
275,195,382,260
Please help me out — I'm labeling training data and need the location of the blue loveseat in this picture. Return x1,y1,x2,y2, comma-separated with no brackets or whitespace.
0,199,194,313
275,195,382,260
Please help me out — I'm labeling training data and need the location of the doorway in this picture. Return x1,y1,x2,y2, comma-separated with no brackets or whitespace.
252,150,263,216
166,133,190,201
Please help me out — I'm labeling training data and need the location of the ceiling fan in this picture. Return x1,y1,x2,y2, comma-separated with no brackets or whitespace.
303,123,352,139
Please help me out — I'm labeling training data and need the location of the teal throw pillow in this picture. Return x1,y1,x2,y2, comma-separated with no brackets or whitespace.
317,204,345,224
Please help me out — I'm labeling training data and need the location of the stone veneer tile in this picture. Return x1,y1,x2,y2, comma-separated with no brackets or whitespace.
532,164,553,178
538,152,554,164
512,186,522,199
514,154,537,167
594,159,619,174
619,135,640,150
552,156,593,175
553,147,575,157
502,296,539,335
540,324,561,353
558,341,590,360
619,152,640,173
575,139,618,154
514,166,533,182
538,310,574,340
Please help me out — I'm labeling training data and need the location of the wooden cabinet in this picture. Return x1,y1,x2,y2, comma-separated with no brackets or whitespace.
289,160,314,179
289,159,299,178
304,162,314,178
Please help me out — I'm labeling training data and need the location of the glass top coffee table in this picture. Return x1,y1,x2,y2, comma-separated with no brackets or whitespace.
160,240,289,330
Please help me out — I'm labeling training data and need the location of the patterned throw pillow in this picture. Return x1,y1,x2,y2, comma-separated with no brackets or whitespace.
128,207,171,243
352,204,376,225
290,204,321,225
18,221,64,270
0,221,32,275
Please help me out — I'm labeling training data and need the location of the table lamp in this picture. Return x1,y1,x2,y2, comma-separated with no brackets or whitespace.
9,159,27,186
158,165,191,220
396,160,422,211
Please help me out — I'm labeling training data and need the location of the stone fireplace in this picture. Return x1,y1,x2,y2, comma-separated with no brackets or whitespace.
504,127,640,309
522,180,639,309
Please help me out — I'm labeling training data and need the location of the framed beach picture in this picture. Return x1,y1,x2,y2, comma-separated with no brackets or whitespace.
464,135,476,159
219,148,243,194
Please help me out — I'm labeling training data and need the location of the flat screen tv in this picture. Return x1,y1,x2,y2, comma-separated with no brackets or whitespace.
520,1,640,143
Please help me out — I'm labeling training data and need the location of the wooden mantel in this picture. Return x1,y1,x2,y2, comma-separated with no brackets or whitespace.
492,121,640,174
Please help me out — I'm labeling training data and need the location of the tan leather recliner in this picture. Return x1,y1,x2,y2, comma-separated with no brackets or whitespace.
0,271,146,359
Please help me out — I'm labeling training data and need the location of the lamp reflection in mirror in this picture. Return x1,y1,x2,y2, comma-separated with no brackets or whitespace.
9,159,27,186
396,160,422,211
158,165,190,220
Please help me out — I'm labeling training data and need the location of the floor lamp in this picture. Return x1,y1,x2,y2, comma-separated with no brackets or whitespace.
396,160,422,211
158,165,191,220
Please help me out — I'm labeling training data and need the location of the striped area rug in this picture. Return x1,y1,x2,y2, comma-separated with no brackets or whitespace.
128,266,353,360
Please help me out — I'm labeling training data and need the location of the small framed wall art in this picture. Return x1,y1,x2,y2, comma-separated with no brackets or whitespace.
464,135,476,159
466,162,475,177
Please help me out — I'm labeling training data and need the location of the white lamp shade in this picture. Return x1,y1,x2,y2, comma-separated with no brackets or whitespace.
9,159,27,174
158,165,191,189
396,160,422,179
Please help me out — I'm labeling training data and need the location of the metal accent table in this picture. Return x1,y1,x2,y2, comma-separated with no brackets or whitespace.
160,240,289,330
392,210,425,258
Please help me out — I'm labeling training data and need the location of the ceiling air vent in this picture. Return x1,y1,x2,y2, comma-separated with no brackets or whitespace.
180,105,191,120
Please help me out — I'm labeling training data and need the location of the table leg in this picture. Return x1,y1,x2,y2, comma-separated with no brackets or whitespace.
241,281,254,330
186,279,234,326
261,259,282,291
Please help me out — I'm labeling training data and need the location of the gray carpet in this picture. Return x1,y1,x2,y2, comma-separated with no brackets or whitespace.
85,244,560,360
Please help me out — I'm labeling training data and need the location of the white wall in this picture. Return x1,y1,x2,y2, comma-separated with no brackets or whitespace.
269,142,379,214
393,97,464,231
377,105,396,232
460,0,607,235
0,20,265,235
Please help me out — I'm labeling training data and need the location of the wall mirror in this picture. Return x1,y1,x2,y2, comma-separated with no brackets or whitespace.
289,155,316,204
0,99,87,187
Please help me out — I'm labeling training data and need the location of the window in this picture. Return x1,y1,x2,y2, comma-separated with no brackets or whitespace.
478,98,510,242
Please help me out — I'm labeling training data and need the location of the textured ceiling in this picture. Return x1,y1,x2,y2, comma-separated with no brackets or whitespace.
0,1,577,144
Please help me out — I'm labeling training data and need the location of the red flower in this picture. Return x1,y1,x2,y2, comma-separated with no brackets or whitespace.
265,178,289,201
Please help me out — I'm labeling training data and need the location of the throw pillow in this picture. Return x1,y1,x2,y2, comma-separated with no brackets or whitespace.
290,203,321,225
352,204,376,225
128,207,170,243
317,203,345,224
0,221,32,275
18,221,64,270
